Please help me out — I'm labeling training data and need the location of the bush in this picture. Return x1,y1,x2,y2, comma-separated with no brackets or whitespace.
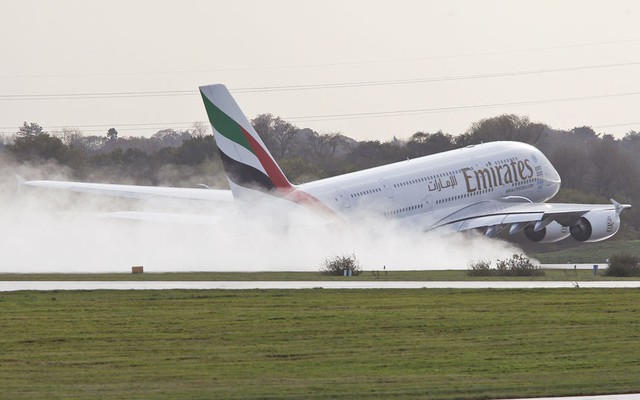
467,254,544,277
605,254,640,277
320,254,362,276
467,260,494,277
496,254,544,277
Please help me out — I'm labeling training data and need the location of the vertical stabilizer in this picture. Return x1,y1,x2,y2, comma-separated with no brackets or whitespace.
199,84,293,198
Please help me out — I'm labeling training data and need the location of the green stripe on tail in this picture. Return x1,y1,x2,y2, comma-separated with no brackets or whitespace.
200,92,253,154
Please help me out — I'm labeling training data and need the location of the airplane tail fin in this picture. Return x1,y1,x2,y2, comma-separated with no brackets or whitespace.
199,84,293,199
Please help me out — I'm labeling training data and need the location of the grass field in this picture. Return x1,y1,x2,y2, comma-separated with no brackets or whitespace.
0,268,629,281
2,289,640,399
530,239,640,264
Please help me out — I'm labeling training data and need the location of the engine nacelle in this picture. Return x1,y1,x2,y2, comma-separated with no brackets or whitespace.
524,221,571,243
569,210,620,242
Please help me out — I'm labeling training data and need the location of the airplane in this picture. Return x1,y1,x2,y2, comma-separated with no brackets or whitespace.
20,83,630,244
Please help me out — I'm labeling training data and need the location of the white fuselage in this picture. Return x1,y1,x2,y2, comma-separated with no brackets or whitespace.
299,141,561,229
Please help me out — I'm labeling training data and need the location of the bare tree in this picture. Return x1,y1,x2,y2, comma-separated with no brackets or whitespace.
308,132,344,159
52,127,83,146
191,121,209,138
251,113,299,159
271,118,298,158
252,114,278,152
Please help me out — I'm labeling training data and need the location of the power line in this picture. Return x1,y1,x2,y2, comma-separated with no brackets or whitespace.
284,91,640,122
593,122,640,129
232,61,640,93
1,60,640,100
2,92,640,133
2,38,639,79
0,121,198,133
0,90,194,100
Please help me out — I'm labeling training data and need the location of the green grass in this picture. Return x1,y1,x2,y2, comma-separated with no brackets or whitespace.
0,268,630,281
1,289,640,399
530,239,640,264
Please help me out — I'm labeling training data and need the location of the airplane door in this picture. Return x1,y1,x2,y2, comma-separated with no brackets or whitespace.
379,178,394,199
334,188,351,208
423,195,433,213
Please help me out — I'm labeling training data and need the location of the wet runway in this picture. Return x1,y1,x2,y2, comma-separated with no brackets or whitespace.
2,280,640,291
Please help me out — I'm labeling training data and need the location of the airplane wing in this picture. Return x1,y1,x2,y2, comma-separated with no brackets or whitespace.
432,199,630,241
100,211,228,225
18,177,234,202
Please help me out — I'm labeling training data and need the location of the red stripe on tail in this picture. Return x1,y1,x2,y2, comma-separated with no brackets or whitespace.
241,126,292,192
240,126,339,219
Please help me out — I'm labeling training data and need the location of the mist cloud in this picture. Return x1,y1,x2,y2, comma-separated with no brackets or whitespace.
0,160,521,273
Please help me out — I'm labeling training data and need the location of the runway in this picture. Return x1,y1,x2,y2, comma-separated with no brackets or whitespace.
514,395,639,400
2,280,640,291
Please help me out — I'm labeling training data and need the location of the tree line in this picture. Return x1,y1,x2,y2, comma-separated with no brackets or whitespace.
2,114,638,232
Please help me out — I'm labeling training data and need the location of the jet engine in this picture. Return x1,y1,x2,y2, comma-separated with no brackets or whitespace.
524,221,571,243
569,210,620,242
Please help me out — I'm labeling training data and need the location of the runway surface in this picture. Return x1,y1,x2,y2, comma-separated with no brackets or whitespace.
2,280,640,291
514,395,639,400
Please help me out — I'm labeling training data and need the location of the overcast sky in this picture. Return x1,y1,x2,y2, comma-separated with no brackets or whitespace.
2,0,639,141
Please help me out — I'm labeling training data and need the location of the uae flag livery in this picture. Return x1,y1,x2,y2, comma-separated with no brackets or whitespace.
199,84,293,196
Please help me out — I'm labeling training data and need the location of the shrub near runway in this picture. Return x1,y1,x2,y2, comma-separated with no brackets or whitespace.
1,289,639,399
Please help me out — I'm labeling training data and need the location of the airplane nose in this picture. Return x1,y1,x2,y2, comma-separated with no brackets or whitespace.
543,163,561,199
545,165,561,186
